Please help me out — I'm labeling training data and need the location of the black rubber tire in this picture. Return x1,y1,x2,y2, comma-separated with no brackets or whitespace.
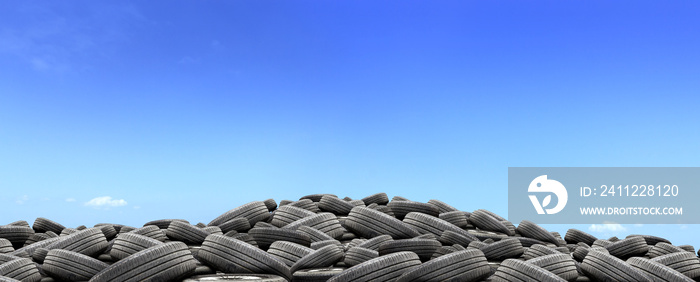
117,226,136,234
202,226,223,235
110,233,164,260
128,225,167,242
297,226,335,243
626,234,671,246
282,213,344,239
43,249,109,281
403,212,477,240
580,250,652,282
89,241,196,282
248,227,311,250
355,235,392,251
95,224,118,241
391,196,410,202
0,239,13,254
310,240,342,250
361,193,389,205
35,228,108,262
426,199,459,213
438,211,469,228
263,198,278,211
480,238,525,261
592,239,613,248
528,253,578,281
650,252,700,279
0,254,20,265
439,230,478,247
512,237,549,248
22,233,51,248
183,273,286,281
291,245,344,272
0,277,20,282
267,241,313,267
565,229,598,246
218,217,252,234
491,258,567,282
0,258,41,282
387,201,440,220
197,235,292,281
11,237,61,258
293,267,346,282
0,226,34,249
288,199,321,213
319,195,357,215
343,247,378,266
228,233,258,248
627,257,693,282
648,242,687,258
572,246,608,262
469,210,512,236
327,251,421,282
32,218,65,235
254,222,276,229
300,194,337,202
143,219,189,229
345,207,420,239
270,206,316,227
604,236,648,259
516,220,559,246
523,244,561,260
678,245,694,253
378,239,441,262
166,221,212,244
396,249,491,282
208,201,271,227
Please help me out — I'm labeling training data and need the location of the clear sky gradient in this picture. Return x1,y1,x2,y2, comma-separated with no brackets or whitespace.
1,1,699,246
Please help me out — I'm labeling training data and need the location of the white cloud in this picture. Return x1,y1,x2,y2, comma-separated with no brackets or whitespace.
15,195,28,205
84,196,127,208
589,221,627,233
680,225,688,230
65,198,76,202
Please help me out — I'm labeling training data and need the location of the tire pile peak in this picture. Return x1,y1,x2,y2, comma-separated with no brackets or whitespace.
0,193,697,282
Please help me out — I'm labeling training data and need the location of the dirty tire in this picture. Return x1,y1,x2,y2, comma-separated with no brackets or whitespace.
327,251,421,282
580,250,652,282
396,249,491,282
89,242,196,282
43,249,109,281
345,207,420,239
491,258,567,282
197,234,292,281
0,258,41,282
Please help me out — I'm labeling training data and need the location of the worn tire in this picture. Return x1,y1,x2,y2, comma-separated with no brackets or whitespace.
282,213,344,239
648,242,687,258
32,218,65,235
565,229,597,246
361,193,389,205
293,267,346,282
0,226,34,249
403,212,477,241
197,234,292,281
528,253,578,281
605,236,648,259
208,201,271,227
43,249,109,281
166,221,212,244
219,217,252,234
267,241,313,267
248,227,311,250
345,207,420,239
291,245,344,272
627,257,693,282
110,233,163,260
469,210,512,236
438,211,469,229
580,250,652,282
480,238,525,261
89,242,196,282
491,258,566,282
184,273,286,281
387,201,440,220
327,251,421,282
523,244,561,260
516,220,559,246
128,225,167,242
651,252,700,279
270,206,316,227
378,239,441,262
343,247,378,267
396,249,491,282
0,258,41,282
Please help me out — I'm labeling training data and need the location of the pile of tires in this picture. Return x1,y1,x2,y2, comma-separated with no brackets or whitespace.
0,193,697,281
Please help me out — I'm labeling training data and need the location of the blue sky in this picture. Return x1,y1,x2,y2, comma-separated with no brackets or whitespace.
1,1,699,246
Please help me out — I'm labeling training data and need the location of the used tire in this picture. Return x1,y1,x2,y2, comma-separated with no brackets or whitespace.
291,244,344,272
89,242,196,282
387,201,439,220
580,250,652,282
480,238,525,261
267,241,313,267
0,226,34,249
208,201,271,227
327,251,421,282
343,247,378,266
378,239,441,262
248,227,311,250
564,229,597,246
282,213,344,239
197,234,292,281
528,253,578,281
166,221,212,244
270,206,316,227
110,233,163,260
183,273,286,281
627,257,693,282
403,212,477,241
0,258,41,282
293,267,346,282
491,258,567,282
651,252,700,279
605,236,648,259
32,218,65,235
396,249,491,282
345,207,420,239
43,249,109,281
516,220,559,246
